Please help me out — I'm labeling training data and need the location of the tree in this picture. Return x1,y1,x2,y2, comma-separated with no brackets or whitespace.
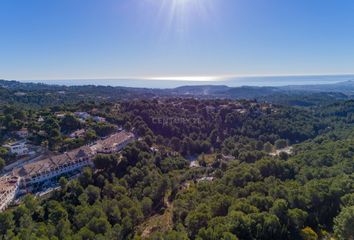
141,197,153,217
93,154,118,171
279,151,289,160
170,137,181,151
152,177,169,204
0,147,9,158
300,227,318,240
186,204,211,237
110,224,124,240
78,167,93,188
250,212,282,240
85,185,101,205
59,177,68,191
0,157,5,171
341,193,354,207
159,156,188,173
107,206,122,226
270,199,288,223
209,129,219,145
0,211,14,235
85,129,97,142
47,201,68,225
263,142,274,153
210,195,232,217
274,139,288,150
222,232,239,240
287,208,308,233
55,219,72,239
334,206,354,240
23,194,43,219
87,217,111,235
151,230,190,240
93,122,115,137
145,135,154,147
77,227,95,240
60,114,82,133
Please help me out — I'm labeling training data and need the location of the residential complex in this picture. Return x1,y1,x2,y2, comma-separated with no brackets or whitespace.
0,130,135,212
13,146,94,188
93,131,134,154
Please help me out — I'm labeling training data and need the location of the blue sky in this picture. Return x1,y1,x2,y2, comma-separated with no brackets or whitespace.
1,0,354,80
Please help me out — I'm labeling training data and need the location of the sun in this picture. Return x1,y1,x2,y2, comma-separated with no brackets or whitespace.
141,0,216,39
150,0,215,37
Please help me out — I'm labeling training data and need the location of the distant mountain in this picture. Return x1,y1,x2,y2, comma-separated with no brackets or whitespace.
0,79,353,107
280,80,354,94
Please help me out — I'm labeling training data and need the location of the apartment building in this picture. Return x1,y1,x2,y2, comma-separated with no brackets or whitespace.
0,176,20,211
0,130,135,212
93,131,135,154
13,146,94,187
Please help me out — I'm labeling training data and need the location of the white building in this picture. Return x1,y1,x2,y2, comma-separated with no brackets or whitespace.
14,146,94,187
4,141,29,156
0,176,20,212
55,113,66,119
93,131,135,154
93,116,106,123
74,112,91,120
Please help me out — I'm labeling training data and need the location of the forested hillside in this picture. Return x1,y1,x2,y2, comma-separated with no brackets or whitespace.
0,97,353,240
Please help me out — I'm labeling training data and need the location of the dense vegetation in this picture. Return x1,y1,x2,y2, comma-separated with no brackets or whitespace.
0,84,353,239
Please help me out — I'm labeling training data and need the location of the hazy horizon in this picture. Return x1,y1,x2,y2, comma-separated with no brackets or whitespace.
12,74,354,89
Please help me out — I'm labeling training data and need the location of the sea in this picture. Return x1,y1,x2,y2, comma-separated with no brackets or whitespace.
19,74,354,89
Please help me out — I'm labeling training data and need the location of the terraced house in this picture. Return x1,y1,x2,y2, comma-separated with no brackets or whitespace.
13,146,94,188
0,176,20,212
0,130,135,212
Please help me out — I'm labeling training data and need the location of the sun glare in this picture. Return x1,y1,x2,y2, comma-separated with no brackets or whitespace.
146,0,215,38
174,0,192,5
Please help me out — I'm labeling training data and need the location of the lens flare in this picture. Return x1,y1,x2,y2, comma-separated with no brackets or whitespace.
174,0,192,5
145,0,216,38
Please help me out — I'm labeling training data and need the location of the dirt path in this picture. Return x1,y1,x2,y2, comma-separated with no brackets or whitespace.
137,192,174,239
